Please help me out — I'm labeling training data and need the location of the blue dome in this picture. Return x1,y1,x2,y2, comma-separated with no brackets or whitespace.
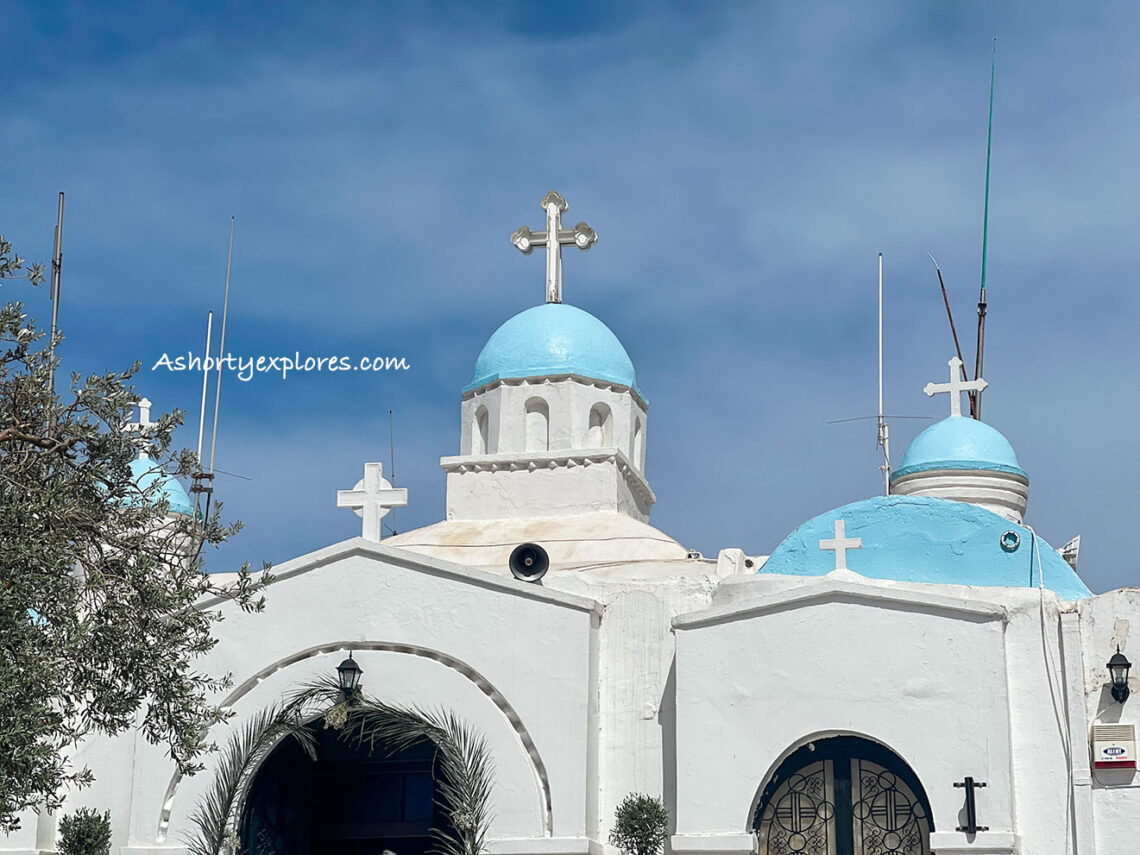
759,495,1090,600
465,303,642,397
129,458,194,516
891,415,1026,480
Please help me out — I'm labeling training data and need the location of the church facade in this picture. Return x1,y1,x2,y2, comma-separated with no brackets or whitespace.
6,192,1139,855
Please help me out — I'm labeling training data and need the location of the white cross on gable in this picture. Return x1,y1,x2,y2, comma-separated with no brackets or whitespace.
923,356,988,418
820,519,862,571
510,191,598,305
125,397,153,460
337,462,408,542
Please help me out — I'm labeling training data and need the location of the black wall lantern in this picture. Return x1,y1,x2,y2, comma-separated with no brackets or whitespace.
1108,647,1131,704
337,652,363,700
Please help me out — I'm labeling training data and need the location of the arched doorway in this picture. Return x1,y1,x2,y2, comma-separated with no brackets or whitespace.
753,736,933,855
241,722,454,855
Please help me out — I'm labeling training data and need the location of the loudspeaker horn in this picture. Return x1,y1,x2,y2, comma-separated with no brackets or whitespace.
509,542,549,582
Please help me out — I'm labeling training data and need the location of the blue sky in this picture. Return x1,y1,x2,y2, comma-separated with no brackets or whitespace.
3,1,1137,592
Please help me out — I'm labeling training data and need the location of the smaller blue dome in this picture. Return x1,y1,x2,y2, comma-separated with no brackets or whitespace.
760,495,1090,600
465,303,642,397
892,416,1026,480
129,458,194,516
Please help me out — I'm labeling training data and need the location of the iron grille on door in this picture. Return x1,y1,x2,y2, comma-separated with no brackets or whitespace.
755,738,931,855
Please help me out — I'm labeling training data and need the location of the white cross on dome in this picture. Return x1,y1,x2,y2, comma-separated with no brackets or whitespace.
924,356,988,418
820,519,862,571
510,191,598,305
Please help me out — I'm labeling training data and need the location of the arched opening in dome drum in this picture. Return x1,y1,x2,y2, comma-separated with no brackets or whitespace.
632,419,644,469
472,405,489,454
588,403,613,447
525,397,549,452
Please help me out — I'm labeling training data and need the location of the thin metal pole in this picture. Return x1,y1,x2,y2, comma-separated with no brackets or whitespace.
878,254,883,423
209,219,235,474
388,409,397,536
929,253,977,418
974,39,997,420
47,192,65,391
877,252,890,495
196,310,214,465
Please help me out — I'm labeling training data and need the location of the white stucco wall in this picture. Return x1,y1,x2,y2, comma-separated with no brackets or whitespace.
11,546,1140,855
116,541,601,853
1080,588,1140,855
671,576,1015,851
443,452,653,522
549,572,717,846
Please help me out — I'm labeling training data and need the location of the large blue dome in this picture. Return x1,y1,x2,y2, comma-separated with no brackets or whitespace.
129,458,194,516
891,415,1026,480
759,495,1090,600
465,303,641,397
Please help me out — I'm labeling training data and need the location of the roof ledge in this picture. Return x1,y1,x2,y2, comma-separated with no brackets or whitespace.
199,537,602,616
673,571,1008,630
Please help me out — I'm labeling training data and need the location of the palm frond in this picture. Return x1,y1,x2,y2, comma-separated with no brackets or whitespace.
183,703,316,855
186,678,495,855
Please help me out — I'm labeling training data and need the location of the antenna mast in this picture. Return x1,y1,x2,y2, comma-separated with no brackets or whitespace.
196,310,214,465
973,39,997,420
388,408,398,536
47,192,65,391
209,218,235,475
929,253,977,418
190,310,217,518
876,252,890,495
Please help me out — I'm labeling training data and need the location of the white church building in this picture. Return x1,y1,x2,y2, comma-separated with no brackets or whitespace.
6,191,1140,855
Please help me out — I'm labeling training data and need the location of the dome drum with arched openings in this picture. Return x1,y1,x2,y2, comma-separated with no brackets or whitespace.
443,300,655,525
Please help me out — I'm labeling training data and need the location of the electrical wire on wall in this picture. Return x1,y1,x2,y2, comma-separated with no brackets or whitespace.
1026,525,1077,853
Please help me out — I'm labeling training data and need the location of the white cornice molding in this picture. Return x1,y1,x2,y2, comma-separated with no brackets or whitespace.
673,574,1008,630
670,834,758,855
486,838,603,855
197,537,602,616
441,447,657,506
926,831,1018,853
462,372,649,411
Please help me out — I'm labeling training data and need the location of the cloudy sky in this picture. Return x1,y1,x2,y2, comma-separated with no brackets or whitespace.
3,1,1137,592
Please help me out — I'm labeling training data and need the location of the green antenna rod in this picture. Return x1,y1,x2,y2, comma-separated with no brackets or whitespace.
973,38,997,420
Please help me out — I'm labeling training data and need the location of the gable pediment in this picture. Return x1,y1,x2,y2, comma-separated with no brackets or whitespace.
673,571,1007,631
200,536,601,616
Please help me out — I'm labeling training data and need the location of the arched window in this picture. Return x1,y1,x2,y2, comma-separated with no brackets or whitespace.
632,418,644,469
754,736,932,855
587,403,612,447
524,398,549,453
473,405,489,454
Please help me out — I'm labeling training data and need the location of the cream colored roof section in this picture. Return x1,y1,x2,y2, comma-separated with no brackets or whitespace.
385,510,691,572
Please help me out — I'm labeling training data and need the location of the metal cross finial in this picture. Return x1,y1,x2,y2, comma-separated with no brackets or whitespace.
510,191,598,304
924,356,989,418
336,462,408,542
125,397,154,460
820,519,862,571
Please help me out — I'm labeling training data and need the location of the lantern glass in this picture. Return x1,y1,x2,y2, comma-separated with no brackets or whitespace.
337,655,362,694
1108,649,1131,687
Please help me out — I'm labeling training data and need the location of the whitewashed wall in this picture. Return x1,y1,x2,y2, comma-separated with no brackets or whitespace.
118,541,600,855
670,575,1017,855
9,548,1140,855
1080,589,1140,855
